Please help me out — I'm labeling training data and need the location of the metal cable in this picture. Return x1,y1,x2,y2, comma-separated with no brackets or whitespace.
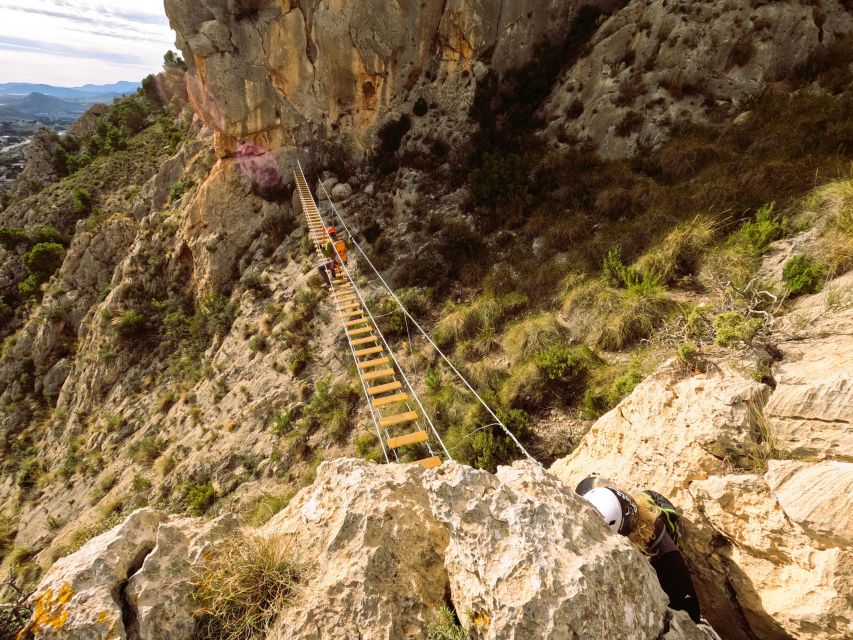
297,165,453,460
301,159,538,464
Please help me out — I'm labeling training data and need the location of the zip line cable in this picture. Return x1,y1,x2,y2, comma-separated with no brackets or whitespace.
300,159,538,465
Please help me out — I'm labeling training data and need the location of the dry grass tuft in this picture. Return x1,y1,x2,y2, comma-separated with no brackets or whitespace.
500,312,563,361
560,279,672,350
633,216,717,284
193,534,305,640
806,178,853,275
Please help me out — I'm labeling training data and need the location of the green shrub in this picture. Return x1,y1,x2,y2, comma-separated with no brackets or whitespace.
677,341,700,367
782,255,824,296
434,292,527,348
270,406,299,436
0,227,27,249
22,242,65,280
132,474,152,493
427,607,470,640
241,271,268,294
128,437,167,464
243,492,295,527
713,312,764,347
561,279,670,350
31,226,65,245
469,152,534,208
633,217,715,284
537,344,595,386
71,186,92,215
0,301,12,327
113,309,147,339
248,334,268,352
186,482,215,515
353,432,383,463
289,348,310,375
192,534,304,640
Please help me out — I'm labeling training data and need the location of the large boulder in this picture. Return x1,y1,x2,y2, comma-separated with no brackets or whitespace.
22,509,167,640
25,459,706,639
423,461,680,640
22,509,237,640
766,270,853,461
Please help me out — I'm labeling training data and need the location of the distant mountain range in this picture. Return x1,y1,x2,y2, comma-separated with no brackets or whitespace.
0,82,139,123
0,81,140,100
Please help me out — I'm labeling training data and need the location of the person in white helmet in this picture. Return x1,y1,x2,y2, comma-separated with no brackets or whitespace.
577,478,721,640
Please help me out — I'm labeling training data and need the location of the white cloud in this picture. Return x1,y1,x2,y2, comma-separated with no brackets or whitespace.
0,0,176,86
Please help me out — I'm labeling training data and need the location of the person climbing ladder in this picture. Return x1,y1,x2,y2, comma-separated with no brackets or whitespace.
322,226,349,277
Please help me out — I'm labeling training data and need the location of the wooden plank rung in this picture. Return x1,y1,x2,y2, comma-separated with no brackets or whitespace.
344,318,368,327
372,392,408,408
387,430,428,449
341,310,362,318
358,357,390,370
355,345,383,357
368,380,402,395
379,410,418,428
347,326,373,336
414,456,442,469
363,368,394,381
351,336,377,346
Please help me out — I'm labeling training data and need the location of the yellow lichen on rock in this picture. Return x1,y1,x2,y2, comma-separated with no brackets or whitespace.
21,582,74,638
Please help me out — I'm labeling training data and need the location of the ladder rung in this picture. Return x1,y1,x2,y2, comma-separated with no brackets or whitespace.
345,318,368,327
414,456,442,469
387,430,428,449
368,380,402,395
358,356,390,370
372,392,408,408
335,286,353,293
341,310,362,318
337,296,357,304
347,326,373,336
363,368,394,381
355,345,383,357
379,410,418,427
337,303,361,312
351,336,377,346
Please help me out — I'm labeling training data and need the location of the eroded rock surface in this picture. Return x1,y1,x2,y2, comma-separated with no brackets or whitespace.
550,276,853,640
541,0,853,158
26,459,703,640
22,509,236,640
164,0,620,155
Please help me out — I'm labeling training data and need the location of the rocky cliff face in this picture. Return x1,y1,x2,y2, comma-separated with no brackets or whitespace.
540,0,853,158
164,0,624,156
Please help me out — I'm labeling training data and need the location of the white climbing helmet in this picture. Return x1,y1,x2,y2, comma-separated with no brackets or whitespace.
582,487,638,535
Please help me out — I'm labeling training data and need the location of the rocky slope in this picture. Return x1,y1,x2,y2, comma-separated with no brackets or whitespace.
1,1,851,639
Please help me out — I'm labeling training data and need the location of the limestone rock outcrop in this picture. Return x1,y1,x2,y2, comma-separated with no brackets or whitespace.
163,0,620,156
767,270,853,461
25,459,703,640
550,276,853,640
422,461,674,640
21,509,237,640
13,128,62,194
541,0,853,158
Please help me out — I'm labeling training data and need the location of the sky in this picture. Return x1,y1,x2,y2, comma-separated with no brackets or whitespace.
0,0,176,86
